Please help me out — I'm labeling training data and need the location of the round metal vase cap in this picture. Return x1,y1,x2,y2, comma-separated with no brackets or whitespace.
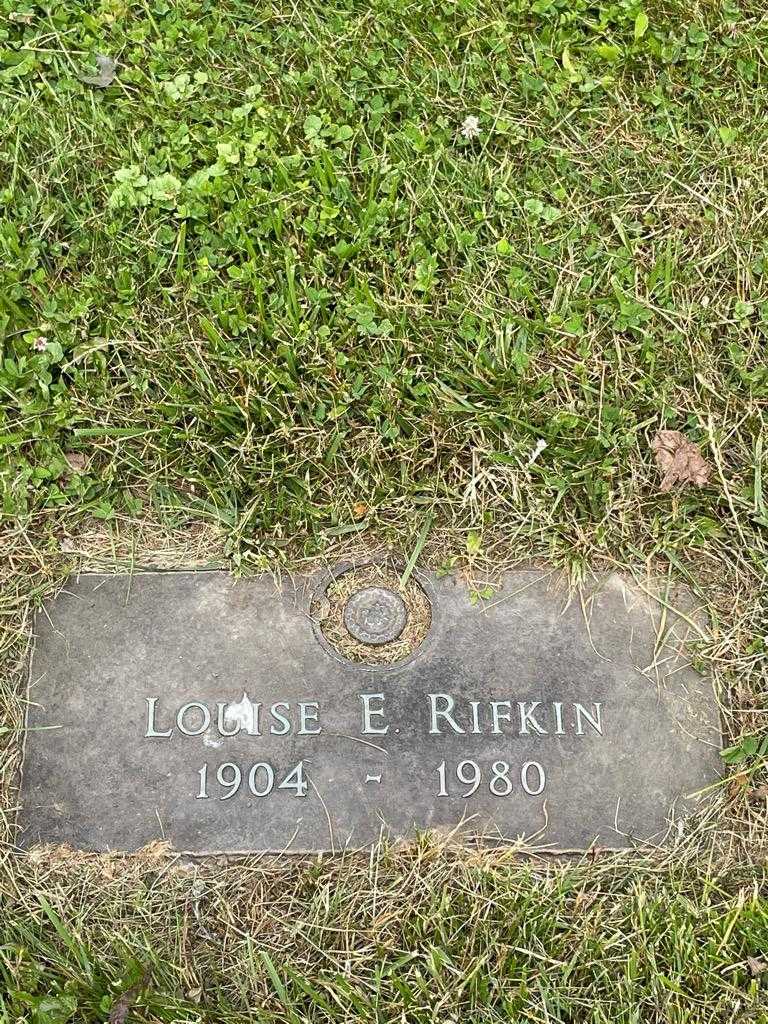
343,587,408,645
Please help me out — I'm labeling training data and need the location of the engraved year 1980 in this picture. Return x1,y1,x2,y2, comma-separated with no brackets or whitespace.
436,759,546,796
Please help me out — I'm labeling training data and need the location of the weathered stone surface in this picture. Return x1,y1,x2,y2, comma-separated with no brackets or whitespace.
20,570,721,853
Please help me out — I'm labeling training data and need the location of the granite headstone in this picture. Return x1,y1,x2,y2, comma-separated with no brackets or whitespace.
19,569,721,852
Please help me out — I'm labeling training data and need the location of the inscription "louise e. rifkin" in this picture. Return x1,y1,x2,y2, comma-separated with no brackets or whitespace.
145,693,604,738
145,694,604,803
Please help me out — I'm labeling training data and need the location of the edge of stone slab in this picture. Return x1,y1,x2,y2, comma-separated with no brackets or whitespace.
14,818,716,862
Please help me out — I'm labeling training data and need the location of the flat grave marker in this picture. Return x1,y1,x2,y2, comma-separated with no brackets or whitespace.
19,568,721,853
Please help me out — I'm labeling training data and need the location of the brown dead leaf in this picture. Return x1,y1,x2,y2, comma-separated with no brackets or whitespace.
352,502,369,519
64,451,87,473
727,773,749,800
109,971,150,1024
747,956,767,977
650,430,711,492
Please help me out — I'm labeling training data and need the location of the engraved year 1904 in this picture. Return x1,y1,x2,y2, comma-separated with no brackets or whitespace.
196,761,308,799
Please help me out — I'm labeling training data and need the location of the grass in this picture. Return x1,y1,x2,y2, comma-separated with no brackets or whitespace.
2,841,768,1023
1,0,767,565
1,0,767,1020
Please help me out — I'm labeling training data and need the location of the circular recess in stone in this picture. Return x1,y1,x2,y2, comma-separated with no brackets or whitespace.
343,586,408,645
312,562,432,666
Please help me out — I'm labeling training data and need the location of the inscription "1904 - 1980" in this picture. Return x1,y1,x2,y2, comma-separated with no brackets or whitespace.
144,692,605,804
192,758,548,801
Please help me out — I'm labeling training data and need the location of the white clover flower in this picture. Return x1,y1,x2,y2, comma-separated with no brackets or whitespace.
527,439,548,466
460,115,480,140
